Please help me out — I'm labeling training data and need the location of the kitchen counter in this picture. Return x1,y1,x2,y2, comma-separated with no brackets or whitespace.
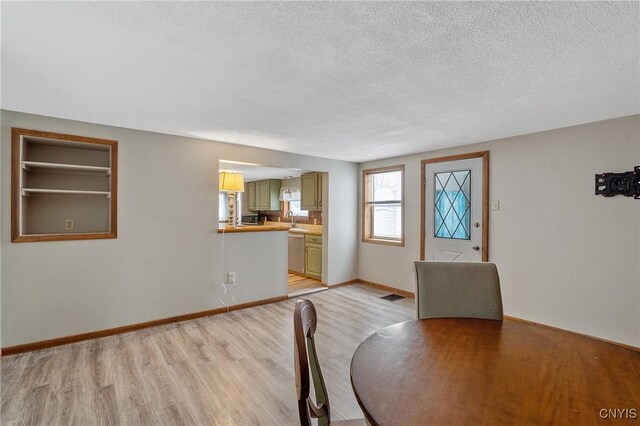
264,221,323,236
217,225,289,233
218,223,323,235
288,228,322,236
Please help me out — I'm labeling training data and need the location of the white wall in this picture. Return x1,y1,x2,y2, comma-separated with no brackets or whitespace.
3,111,637,348
358,115,640,347
0,110,359,347
219,231,288,304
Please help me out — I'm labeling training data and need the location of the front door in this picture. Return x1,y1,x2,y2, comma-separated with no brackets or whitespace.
424,156,486,261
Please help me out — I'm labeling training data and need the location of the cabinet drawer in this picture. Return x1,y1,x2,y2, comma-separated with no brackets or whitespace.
305,235,322,245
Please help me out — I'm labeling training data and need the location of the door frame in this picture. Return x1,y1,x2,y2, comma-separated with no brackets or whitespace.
420,151,490,261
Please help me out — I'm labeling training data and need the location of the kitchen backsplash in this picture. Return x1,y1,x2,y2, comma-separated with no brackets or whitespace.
262,209,322,225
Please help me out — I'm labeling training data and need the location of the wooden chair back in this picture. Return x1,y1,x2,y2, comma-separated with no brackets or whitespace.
294,299,331,426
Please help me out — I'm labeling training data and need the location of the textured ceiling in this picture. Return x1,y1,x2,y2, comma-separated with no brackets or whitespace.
2,2,638,162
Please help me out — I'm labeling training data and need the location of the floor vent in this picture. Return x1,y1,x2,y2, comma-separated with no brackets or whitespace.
380,294,405,301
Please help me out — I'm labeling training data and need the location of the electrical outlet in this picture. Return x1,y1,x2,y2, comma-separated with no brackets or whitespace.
64,219,75,231
227,272,236,283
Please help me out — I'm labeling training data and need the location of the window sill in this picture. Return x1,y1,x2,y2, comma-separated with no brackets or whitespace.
363,237,404,247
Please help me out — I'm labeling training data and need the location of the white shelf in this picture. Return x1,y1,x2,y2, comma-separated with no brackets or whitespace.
22,188,111,197
12,129,118,241
22,161,111,175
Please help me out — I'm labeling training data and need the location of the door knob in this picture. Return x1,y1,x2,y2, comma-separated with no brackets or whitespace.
472,246,480,251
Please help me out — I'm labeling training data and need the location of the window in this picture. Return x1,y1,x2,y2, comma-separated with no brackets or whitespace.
434,170,471,240
219,192,229,222
363,165,404,245
288,200,309,217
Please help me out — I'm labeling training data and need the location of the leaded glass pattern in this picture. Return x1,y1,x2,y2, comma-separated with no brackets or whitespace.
434,170,471,240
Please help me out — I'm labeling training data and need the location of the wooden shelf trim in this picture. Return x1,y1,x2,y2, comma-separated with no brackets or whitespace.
11,128,118,243
22,160,111,175
21,188,111,197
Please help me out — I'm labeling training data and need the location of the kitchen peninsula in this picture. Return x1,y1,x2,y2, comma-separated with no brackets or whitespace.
218,161,327,298
217,224,289,306
218,221,324,298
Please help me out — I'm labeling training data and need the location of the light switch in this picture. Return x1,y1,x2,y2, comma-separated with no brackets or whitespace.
492,201,500,211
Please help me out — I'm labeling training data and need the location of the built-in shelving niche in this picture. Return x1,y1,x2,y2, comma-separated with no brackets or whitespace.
11,128,118,242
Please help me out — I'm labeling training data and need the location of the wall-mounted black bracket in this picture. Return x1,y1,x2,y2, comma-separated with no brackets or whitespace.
595,166,640,199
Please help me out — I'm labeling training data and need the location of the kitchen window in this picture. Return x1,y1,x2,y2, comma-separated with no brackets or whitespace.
219,192,229,222
363,165,404,245
219,192,243,224
288,200,309,217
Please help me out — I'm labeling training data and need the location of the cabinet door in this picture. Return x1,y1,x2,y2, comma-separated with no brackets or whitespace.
301,174,318,211
247,182,257,211
256,180,270,210
268,179,282,210
305,244,322,279
316,173,323,210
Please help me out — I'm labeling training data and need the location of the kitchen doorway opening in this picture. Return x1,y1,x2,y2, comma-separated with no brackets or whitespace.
218,160,329,299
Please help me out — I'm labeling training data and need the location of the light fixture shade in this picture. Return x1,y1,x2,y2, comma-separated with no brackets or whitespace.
219,172,245,192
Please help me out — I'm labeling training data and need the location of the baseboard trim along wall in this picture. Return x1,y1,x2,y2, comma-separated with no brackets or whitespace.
1,295,288,356
355,279,415,299
342,280,639,352
4,281,637,356
503,315,640,353
327,279,360,289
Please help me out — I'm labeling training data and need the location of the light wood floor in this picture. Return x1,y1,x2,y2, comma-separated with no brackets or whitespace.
1,284,414,425
287,273,325,297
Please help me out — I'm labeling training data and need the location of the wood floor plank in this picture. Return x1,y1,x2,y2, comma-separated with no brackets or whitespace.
93,384,119,426
1,352,30,382
157,402,198,426
143,368,184,411
51,386,87,425
196,360,273,425
121,402,159,426
0,284,414,425
18,351,55,389
165,360,237,426
112,340,152,412
18,384,50,425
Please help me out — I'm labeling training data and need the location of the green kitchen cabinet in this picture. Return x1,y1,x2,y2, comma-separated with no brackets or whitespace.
245,182,257,211
305,235,322,279
251,179,281,211
301,172,323,211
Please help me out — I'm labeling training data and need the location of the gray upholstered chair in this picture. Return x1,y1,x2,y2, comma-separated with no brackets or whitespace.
413,261,503,320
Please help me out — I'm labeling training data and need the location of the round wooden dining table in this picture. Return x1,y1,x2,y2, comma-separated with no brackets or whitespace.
350,319,640,425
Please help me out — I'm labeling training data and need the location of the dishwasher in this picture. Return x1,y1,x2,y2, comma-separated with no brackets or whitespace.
288,233,305,274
